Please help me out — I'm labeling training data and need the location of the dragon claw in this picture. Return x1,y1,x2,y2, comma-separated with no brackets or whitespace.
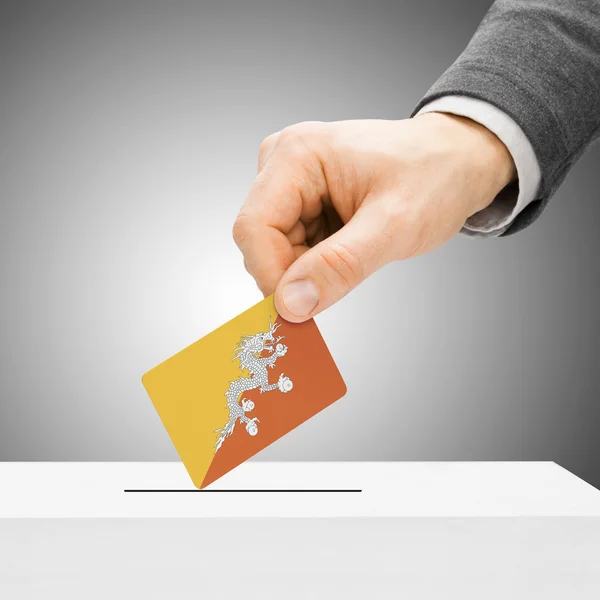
246,417,260,436
277,373,293,393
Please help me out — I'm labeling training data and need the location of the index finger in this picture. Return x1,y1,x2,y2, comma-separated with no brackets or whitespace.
233,145,325,295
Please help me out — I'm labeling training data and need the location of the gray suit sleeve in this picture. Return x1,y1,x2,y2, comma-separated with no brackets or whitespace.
412,0,600,235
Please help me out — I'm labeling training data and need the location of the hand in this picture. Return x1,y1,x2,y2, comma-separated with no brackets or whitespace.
233,114,516,322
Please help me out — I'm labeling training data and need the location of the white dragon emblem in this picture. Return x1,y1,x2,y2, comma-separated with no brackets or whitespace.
214,317,293,453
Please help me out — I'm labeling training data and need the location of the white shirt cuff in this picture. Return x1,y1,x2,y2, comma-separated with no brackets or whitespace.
416,96,542,238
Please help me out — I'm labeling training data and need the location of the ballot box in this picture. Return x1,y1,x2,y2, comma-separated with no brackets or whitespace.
1,462,599,598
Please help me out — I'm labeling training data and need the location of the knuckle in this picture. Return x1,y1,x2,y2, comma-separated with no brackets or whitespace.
318,241,364,292
278,125,302,147
259,133,279,160
276,123,327,185
278,122,319,153
232,212,251,247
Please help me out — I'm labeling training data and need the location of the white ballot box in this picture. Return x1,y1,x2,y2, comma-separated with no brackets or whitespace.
1,462,599,599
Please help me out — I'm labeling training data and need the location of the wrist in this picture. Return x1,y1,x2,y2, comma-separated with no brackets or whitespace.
417,112,517,216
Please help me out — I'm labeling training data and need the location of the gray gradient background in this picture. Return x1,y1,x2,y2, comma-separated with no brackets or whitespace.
1,1,599,486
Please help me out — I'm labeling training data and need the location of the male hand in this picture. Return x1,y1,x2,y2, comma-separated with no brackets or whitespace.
233,114,516,322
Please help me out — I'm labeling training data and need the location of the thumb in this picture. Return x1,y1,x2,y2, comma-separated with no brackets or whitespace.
274,201,394,322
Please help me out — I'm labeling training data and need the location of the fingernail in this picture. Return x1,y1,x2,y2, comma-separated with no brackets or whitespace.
281,280,319,317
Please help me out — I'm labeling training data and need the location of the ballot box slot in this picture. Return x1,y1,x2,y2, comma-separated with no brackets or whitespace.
123,488,363,493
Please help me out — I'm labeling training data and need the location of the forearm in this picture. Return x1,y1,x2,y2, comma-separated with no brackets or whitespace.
413,0,600,235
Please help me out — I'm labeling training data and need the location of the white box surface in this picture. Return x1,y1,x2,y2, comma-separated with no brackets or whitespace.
1,461,599,518
1,462,599,599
